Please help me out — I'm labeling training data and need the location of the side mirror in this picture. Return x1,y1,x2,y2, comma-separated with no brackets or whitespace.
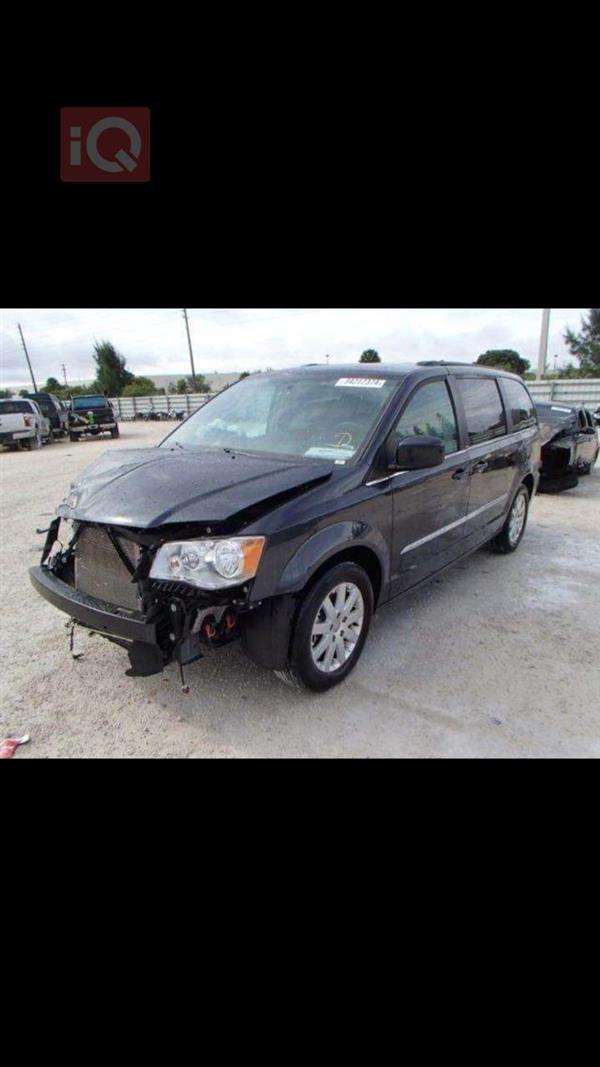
389,434,445,471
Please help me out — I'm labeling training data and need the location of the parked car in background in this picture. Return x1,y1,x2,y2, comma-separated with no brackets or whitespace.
0,398,51,451
26,393,69,438
68,395,120,441
31,363,540,691
535,402,599,492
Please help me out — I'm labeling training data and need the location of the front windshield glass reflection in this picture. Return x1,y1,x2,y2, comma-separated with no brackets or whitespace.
163,373,401,462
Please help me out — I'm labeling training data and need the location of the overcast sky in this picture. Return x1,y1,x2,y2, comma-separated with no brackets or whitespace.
0,308,588,387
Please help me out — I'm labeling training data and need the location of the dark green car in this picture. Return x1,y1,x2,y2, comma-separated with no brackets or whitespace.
68,395,120,442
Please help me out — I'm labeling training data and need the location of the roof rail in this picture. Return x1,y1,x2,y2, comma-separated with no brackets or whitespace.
417,361,473,368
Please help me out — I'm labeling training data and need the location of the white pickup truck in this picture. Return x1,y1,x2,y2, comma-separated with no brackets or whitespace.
0,398,51,451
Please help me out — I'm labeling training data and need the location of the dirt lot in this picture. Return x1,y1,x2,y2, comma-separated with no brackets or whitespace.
1,422,598,759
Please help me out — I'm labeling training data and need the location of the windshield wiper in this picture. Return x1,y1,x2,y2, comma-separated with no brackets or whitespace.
222,446,254,457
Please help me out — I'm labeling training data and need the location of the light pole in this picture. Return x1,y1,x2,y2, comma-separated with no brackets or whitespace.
537,309,551,379
17,323,38,393
182,309,198,391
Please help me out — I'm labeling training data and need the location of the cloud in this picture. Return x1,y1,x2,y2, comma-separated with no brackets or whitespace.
0,307,588,387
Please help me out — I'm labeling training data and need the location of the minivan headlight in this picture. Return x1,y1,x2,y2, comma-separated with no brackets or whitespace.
150,537,266,590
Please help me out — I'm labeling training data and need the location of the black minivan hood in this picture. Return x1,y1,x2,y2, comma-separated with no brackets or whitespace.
58,447,335,529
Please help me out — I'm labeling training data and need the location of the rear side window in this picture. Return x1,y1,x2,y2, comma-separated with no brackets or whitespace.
393,380,459,454
501,379,536,431
0,400,32,414
456,378,507,446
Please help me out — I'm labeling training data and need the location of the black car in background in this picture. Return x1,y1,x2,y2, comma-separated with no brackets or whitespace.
68,394,120,441
535,402,599,492
31,363,540,691
26,393,69,437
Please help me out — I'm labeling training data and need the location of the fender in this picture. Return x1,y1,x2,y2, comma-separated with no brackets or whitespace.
274,521,390,599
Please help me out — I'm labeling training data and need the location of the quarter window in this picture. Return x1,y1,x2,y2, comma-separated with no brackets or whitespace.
456,378,507,446
501,379,536,431
393,380,459,454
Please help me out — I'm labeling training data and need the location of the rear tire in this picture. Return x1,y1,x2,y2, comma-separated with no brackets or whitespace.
28,432,42,451
276,562,374,692
111,426,120,439
69,432,80,442
488,485,530,554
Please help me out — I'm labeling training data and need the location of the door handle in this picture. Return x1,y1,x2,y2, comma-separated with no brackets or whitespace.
452,467,468,480
472,461,489,474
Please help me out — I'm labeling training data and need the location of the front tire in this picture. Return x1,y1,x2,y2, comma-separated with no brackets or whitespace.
28,432,42,451
488,484,530,554
276,562,374,692
111,426,120,439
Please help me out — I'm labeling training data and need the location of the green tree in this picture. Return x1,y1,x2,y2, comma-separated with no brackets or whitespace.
92,340,134,396
19,389,29,397
67,384,95,398
175,378,189,394
477,350,530,377
238,371,251,381
556,363,587,380
187,374,210,394
44,377,63,393
564,309,600,377
359,349,381,363
0,388,13,398
122,376,159,397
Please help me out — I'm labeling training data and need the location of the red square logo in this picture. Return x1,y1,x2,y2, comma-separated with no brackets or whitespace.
61,107,150,182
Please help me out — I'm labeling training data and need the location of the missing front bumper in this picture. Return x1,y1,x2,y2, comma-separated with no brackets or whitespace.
29,566,157,645
29,564,242,678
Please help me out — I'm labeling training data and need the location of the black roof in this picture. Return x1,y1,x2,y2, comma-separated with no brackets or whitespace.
267,362,525,382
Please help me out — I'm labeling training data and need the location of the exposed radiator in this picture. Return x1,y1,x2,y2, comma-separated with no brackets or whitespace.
75,526,141,611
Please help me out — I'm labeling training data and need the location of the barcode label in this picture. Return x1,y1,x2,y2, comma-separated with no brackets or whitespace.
336,378,386,389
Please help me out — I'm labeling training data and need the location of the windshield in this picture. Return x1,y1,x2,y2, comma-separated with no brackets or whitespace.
163,373,401,461
73,396,109,410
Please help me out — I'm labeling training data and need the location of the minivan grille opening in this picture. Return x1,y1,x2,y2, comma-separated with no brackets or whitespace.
75,526,142,611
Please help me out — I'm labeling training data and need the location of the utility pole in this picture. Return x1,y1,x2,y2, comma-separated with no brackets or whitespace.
537,309,551,380
182,309,197,390
62,363,68,389
18,323,38,393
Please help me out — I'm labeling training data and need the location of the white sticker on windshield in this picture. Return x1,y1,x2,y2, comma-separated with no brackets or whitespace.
336,377,386,389
305,447,354,460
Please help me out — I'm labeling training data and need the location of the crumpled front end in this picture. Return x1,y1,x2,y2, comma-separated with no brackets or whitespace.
539,437,579,493
30,517,253,677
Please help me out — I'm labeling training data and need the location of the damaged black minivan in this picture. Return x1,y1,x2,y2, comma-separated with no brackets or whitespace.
30,363,540,691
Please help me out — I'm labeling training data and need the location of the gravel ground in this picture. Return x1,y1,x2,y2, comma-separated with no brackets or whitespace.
1,422,599,759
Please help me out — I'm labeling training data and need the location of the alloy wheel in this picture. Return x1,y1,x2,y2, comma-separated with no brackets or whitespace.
310,582,365,674
508,492,527,546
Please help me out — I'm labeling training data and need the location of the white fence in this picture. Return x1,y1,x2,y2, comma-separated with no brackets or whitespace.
110,393,216,420
111,381,600,420
527,380,600,407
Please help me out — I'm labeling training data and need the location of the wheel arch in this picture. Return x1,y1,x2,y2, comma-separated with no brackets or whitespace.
301,545,383,608
270,521,388,609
